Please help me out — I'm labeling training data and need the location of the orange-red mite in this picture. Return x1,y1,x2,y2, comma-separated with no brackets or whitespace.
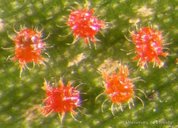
67,8,104,43
102,65,134,103
13,28,45,70
131,27,168,68
42,81,80,116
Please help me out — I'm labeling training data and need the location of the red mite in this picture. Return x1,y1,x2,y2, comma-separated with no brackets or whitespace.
102,64,134,104
42,80,80,120
131,27,168,68
13,28,45,71
67,8,105,44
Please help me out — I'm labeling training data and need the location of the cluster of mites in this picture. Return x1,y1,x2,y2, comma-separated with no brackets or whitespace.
12,8,168,119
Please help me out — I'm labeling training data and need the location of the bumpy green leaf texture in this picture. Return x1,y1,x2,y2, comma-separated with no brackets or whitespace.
0,0,177,128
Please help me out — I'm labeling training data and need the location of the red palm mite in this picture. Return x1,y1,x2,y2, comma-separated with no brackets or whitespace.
131,27,168,68
42,80,81,122
67,8,105,44
13,28,46,75
100,64,145,115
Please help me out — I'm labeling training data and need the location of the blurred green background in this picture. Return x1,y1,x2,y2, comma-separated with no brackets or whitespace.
0,0,177,128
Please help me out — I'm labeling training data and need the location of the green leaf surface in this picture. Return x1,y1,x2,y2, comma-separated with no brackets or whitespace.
0,0,177,128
